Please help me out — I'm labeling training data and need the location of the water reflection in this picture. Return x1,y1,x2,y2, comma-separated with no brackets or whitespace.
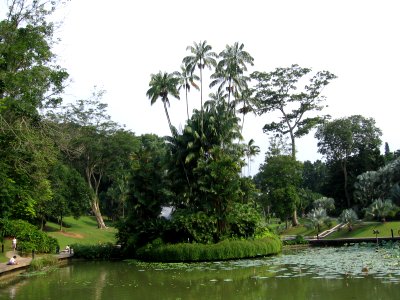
1,246,399,299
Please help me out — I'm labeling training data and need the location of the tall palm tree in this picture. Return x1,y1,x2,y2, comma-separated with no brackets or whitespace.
234,88,256,132
210,42,254,107
183,41,217,113
173,64,200,121
245,139,260,176
146,71,180,135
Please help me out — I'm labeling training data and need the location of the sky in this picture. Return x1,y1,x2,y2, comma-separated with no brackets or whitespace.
5,0,400,175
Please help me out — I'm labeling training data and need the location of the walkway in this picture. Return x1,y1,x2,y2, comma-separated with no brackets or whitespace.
0,250,73,278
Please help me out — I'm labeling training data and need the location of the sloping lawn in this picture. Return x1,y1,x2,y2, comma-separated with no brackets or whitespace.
0,239,12,263
326,221,400,239
281,219,338,237
45,216,117,249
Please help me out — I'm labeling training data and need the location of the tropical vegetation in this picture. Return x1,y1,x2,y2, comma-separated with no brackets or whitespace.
1,0,400,262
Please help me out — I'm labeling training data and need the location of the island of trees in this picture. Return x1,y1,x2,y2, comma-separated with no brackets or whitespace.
1,0,400,261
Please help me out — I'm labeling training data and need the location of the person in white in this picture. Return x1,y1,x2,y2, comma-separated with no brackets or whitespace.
7,256,17,265
12,237,17,252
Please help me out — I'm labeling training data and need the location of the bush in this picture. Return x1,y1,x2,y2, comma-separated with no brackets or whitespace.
168,210,217,244
0,219,59,253
29,255,59,271
71,243,122,260
136,235,282,262
283,234,309,246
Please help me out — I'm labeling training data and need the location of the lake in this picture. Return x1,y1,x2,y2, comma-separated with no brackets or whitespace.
1,244,399,299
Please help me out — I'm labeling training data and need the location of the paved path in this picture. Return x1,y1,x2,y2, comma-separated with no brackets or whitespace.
0,251,32,277
0,250,73,278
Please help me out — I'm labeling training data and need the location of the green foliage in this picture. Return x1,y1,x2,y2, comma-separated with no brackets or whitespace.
227,202,262,238
251,64,336,159
338,209,358,231
0,219,58,253
306,207,330,233
316,115,383,208
283,234,309,246
364,199,398,222
71,243,122,260
169,210,217,244
28,254,59,271
354,158,400,207
136,236,282,262
313,197,335,213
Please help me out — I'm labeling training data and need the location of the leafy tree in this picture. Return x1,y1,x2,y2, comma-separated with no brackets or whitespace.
0,0,68,118
0,0,68,222
49,163,91,230
117,134,170,251
302,160,328,195
251,64,336,159
313,197,335,214
257,155,303,226
146,71,180,134
315,115,383,208
48,92,120,228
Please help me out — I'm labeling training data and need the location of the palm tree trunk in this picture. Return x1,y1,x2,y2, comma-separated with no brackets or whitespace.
185,88,189,120
163,100,174,135
200,67,204,134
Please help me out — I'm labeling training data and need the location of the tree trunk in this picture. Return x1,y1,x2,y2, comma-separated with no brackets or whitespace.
342,160,351,208
292,209,299,226
92,198,107,229
185,88,189,121
163,101,174,135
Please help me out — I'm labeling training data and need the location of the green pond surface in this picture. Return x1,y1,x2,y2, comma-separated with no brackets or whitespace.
1,245,400,299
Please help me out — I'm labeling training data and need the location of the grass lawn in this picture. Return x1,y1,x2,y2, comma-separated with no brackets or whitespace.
326,221,400,239
0,239,12,263
280,219,338,237
45,216,117,249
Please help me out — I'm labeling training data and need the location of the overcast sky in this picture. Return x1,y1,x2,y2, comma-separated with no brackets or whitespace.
10,0,400,175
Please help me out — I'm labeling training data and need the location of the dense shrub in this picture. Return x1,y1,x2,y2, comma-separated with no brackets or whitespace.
283,234,309,246
136,235,282,262
227,202,262,238
29,255,59,271
168,210,217,244
0,219,59,253
71,243,122,260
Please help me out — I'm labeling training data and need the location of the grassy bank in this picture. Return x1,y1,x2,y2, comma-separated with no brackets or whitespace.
45,216,117,249
326,221,400,239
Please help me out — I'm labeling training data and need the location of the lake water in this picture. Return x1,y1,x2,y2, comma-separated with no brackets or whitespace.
1,245,400,299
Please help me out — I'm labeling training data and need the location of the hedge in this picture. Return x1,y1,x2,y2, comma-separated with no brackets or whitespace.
136,235,282,262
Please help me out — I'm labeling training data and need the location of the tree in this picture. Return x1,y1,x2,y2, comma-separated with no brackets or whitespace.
251,64,336,159
49,163,90,230
365,199,397,222
0,0,68,222
315,115,382,208
244,139,260,176
338,209,358,231
48,92,120,228
146,71,180,134
183,40,217,123
307,207,329,235
174,64,199,120
117,134,170,250
0,0,68,118
257,154,303,226
210,42,253,107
